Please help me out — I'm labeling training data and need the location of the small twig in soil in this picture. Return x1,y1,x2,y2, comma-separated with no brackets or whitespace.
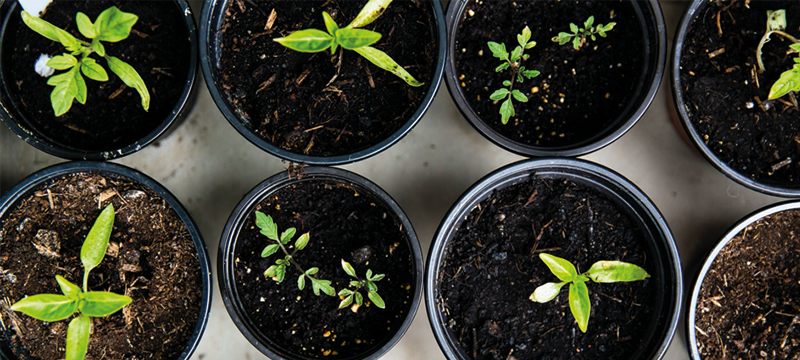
334,124,349,142
472,328,478,359
781,316,799,348
304,133,316,154
524,189,537,206
769,158,792,175
505,349,514,360
540,325,564,337
46,189,54,209
256,74,277,94
596,290,623,303
295,69,311,85
109,84,129,100
325,52,345,88
752,65,760,88
265,9,277,30
131,28,148,38
473,203,486,226
304,125,324,133
152,68,174,78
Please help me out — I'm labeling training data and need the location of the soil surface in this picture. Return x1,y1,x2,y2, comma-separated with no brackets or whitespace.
679,0,800,184
233,179,415,358
2,0,191,152
695,209,800,359
437,175,655,360
0,172,202,360
215,0,437,156
454,0,644,147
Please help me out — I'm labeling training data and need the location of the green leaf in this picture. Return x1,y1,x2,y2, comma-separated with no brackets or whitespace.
305,267,319,276
81,57,109,82
322,12,340,54
81,204,114,290
354,291,363,306
370,273,385,281
295,233,309,251
56,275,81,299
274,29,334,53
338,289,353,297
553,32,573,45
517,74,524,83
350,280,361,288
353,46,424,87
604,23,616,32
487,41,509,61
539,253,578,282
517,26,531,47
790,43,800,53
275,264,286,282
368,291,385,309
346,0,392,28
65,314,91,360
74,67,87,105
569,281,591,332
105,55,149,111
596,28,606,38
585,261,650,283
92,39,106,57
584,16,594,29
264,265,279,278
311,279,335,296
75,12,96,38
511,89,528,102
366,281,378,292
572,36,581,49
570,23,579,34
79,291,132,317
21,11,77,44
509,46,522,63
769,67,800,99
255,211,277,240
94,6,138,42
47,54,78,70
55,30,83,54
335,28,380,50
338,293,353,309
499,98,514,124
10,294,78,321
298,274,305,290
261,244,280,258
495,62,510,72
341,259,357,278
523,69,540,79
47,69,80,116
525,40,536,50
502,80,512,87
280,227,296,244
530,281,567,303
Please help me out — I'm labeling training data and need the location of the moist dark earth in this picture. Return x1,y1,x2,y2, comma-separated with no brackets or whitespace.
679,0,800,184
695,210,800,359
437,176,656,360
0,172,202,360
3,0,191,152
215,0,437,156
455,0,645,148
233,179,415,358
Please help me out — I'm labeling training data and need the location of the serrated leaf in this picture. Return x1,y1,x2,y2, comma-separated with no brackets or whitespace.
354,291,364,306
264,265,279,278
274,29,334,53
81,204,115,287
261,244,280,258
76,12,96,38
9,294,77,321
511,89,528,102
539,253,577,282
56,275,81,298
584,16,594,29
353,46,424,86
65,314,91,360
255,211,278,240
94,6,138,42
275,264,286,282
341,259,357,278
769,67,800,100
47,54,78,70
529,282,567,303
280,228,296,244
510,46,522,63
523,70,540,79
47,69,79,116
81,57,109,82
368,291,385,309
311,279,335,296
105,55,149,111
518,26,531,46
569,281,591,332
495,62,510,72
294,232,309,251
487,41,509,61
79,291,132,317
338,294,353,309
499,98,514,124
570,23,579,34
554,32,572,45
298,274,305,290
335,28,381,50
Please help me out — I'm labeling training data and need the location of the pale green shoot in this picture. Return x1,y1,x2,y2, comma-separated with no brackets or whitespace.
337,259,385,312
488,26,540,124
552,16,616,50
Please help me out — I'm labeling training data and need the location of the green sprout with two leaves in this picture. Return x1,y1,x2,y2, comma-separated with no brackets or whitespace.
338,259,385,312
756,10,800,104
21,7,149,116
488,26,540,124
9,204,132,360
529,253,649,333
552,16,616,50
255,211,335,296
273,0,423,87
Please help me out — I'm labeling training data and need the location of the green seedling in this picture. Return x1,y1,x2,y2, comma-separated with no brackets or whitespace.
756,10,800,103
337,260,385,312
21,7,149,116
273,0,423,87
529,253,649,333
552,16,616,50
255,211,335,296
9,204,132,360
488,26,540,124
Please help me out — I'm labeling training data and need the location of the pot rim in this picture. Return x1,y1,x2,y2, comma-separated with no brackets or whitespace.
0,0,198,161
198,0,447,166
425,157,682,360
218,166,423,360
671,0,800,197
685,200,800,360
443,0,666,158
0,161,212,360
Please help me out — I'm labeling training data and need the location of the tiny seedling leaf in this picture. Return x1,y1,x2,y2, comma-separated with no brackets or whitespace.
264,265,279,278
366,281,378,292
569,281,591,332
570,23,579,34
354,291,364,306
339,293,354,309
255,211,277,240
769,66,800,100
81,57,109,82
487,41,509,61
338,289,353,297
529,282,567,303
47,68,81,116
312,279,335,296
280,227,296,244
572,37,581,49
93,6,138,43
65,314,91,360
79,291,133,317
81,204,115,283
75,12,96,39
510,46,522,63
335,28,381,50
350,280,361,288
9,294,78,322
105,55,150,111
305,267,319,276
275,264,286,282
295,233,310,251
341,259,357,277
499,98,514,124
92,39,106,57
47,54,78,70
368,291,385,309
517,26,531,46
511,89,528,102
495,62,510,72
298,274,305,290
353,46,424,86
274,29,334,53
584,16,594,29
539,253,577,282
502,80,512,87
261,244,280,258
523,69,540,79
370,273,385,281
323,11,339,37
56,275,81,299
585,261,650,283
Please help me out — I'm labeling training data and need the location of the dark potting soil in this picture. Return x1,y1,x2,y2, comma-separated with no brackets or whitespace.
694,210,800,359
454,0,644,147
2,0,191,152
215,0,437,156
437,176,655,360
679,0,800,184
233,180,415,358
0,173,202,360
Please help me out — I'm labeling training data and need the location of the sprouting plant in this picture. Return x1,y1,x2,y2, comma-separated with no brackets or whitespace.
273,0,423,87
255,211,335,296
529,253,649,333
9,204,132,360
488,26,540,125
755,10,800,103
21,7,149,116
552,16,616,50
337,260,385,312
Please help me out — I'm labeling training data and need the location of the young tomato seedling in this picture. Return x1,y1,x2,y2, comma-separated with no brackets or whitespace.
488,26,540,124
529,253,649,332
338,259,385,312
21,7,150,116
273,0,423,87
255,211,335,296
552,16,616,50
756,10,800,104
10,204,132,360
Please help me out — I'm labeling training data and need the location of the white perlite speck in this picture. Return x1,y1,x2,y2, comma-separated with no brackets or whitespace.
34,54,54,77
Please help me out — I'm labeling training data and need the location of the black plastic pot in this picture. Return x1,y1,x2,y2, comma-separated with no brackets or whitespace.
671,0,800,197
0,1,198,161
0,161,212,360
685,201,800,360
199,0,446,165
425,158,682,359
219,166,423,359
444,0,666,157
